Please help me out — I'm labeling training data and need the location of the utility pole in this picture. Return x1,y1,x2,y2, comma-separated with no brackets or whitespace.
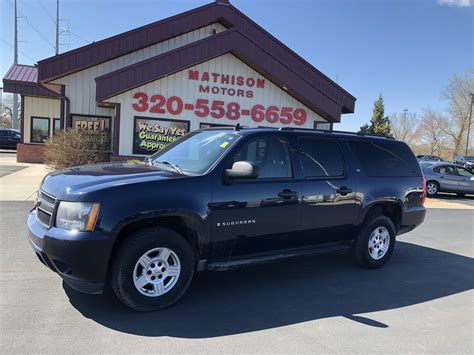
12,0,19,130
55,0,59,55
465,93,473,155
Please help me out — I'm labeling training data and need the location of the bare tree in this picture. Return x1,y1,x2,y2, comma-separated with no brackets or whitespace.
440,69,474,156
390,110,421,145
419,108,451,157
1,94,21,129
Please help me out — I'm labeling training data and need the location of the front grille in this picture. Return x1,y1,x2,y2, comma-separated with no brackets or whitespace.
37,208,52,226
36,190,57,228
40,191,56,205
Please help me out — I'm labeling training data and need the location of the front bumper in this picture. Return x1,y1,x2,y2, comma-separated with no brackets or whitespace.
28,209,111,294
398,206,426,235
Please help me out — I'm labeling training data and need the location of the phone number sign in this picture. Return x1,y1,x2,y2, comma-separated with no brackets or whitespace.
132,93,307,126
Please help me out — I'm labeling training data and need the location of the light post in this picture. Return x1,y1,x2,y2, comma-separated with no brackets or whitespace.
465,93,473,155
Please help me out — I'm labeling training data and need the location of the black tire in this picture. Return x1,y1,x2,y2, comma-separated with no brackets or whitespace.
352,215,396,269
426,180,439,197
111,227,195,311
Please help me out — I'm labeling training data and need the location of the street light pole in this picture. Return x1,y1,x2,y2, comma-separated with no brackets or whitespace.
12,0,19,130
465,93,473,155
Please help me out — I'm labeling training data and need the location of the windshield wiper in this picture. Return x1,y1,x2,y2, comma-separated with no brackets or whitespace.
154,160,185,175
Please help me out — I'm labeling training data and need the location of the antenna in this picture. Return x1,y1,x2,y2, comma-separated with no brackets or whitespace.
55,0,59,55
12,0,19,129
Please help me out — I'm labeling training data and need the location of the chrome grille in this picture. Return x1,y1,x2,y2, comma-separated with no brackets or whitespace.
36,190,57,228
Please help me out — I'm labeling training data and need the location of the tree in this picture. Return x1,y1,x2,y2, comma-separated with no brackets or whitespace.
359,94,392,136
1,94,21,129
440,69,474,156
419,108,450,157
390,110,421,145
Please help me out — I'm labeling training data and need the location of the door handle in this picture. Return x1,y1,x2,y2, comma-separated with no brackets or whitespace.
278,189,298,199
336,186,353,196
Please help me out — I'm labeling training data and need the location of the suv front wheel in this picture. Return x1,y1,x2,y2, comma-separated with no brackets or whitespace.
111,227,195,311
352,215,396,269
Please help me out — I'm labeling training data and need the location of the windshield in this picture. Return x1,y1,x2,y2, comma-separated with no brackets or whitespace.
419,162,434,169
149,130,240,174
465,156,474,162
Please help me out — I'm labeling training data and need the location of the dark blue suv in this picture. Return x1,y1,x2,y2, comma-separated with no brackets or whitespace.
28,127,426,311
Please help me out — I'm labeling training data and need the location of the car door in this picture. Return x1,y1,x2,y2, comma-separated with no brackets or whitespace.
434,165,463,192
210,134,301,257
295,136,359,244
7,130,19,148
0,130,8,148
455,166,474,194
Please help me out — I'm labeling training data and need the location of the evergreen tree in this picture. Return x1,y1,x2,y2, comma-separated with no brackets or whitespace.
359,94,392,136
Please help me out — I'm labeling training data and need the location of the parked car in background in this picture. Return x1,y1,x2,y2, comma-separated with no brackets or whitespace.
453,155,474,172
421,162,474,197
417,155,443,162
0,128,21,149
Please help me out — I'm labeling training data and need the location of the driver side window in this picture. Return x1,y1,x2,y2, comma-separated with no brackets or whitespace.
233,136,292,179
456,167,473,177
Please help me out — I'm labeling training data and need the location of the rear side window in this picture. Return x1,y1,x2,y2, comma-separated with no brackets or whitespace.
298,137,345,177
349,140,420,177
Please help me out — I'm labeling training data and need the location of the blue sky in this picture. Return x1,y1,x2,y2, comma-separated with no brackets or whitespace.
0,0,472,131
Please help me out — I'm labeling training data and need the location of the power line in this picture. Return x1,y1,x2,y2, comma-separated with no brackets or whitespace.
69,31,91,44
21,13,56,48
38,0,56,23
0,38,36,64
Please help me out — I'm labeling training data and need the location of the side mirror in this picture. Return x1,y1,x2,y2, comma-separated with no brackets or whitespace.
225,161,258,179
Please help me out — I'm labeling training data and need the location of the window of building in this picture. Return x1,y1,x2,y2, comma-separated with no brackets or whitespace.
53,118,61,135
298,137,345,177
30,117,50,143
349,140,420,177
313,122,332,131
232,136,292,179
199,123,233,129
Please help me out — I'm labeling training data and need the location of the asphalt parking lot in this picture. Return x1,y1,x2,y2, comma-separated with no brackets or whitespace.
0,202,472,354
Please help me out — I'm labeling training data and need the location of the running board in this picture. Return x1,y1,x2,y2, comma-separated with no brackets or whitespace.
206,242,353,271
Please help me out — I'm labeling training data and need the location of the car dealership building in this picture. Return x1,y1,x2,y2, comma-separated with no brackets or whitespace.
2,0,355,163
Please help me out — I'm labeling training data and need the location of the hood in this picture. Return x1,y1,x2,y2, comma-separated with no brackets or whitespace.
41,162,184,200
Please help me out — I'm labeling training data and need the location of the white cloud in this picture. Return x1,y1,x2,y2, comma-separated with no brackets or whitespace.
437,0,472,7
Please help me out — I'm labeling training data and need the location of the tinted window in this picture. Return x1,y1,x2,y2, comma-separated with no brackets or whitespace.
0,130,7,137
298,137,344,177
232,136,292,179
349,140,420,177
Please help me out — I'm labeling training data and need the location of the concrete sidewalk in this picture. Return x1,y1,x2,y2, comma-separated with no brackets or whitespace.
0,163,49,201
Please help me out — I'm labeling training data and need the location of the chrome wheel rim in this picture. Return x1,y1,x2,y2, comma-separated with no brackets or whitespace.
427,182,437,195
368,226,390,260
133,247,181,297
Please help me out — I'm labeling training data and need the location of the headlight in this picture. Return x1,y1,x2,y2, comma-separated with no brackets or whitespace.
55,202,100,231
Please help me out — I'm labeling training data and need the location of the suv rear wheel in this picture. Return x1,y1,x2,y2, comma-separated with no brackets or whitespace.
111,227,195,311
352,215,396,269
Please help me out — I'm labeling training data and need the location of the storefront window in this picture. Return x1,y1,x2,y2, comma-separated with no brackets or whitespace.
53,118,61,135
314,122,332,131
30,117,50,143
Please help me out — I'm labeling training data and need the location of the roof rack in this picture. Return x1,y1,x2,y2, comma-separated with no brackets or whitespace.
278,127,395,140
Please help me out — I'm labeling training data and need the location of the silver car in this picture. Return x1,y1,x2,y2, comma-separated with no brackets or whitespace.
421,162,474,197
